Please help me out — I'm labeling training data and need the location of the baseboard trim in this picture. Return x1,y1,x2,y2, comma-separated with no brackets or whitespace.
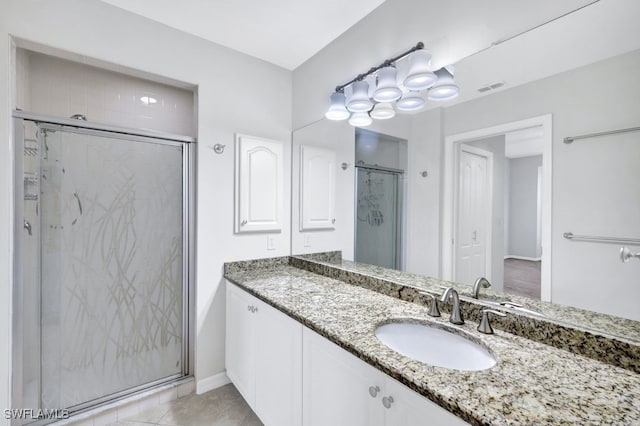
504,255,541,262
196,371,231,394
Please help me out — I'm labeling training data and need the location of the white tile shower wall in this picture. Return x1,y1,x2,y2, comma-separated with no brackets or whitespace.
19,51,195,137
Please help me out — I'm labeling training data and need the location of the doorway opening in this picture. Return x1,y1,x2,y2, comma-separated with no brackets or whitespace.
443,115,552,301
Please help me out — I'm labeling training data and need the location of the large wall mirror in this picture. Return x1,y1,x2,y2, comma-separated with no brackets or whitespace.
291,1,640,342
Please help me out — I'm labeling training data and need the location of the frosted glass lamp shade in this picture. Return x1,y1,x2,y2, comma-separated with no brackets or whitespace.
348,111,372,127
403,50,437,90
373,67,402,102
428,68,460,101
370,102,395,120
396,92,425,111
346,80,373,112
325,92,350,120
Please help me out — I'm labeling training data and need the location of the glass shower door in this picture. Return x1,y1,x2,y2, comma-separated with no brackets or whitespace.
36,124,186,410
355,167,402,269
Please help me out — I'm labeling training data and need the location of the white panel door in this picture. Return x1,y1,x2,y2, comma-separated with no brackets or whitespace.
235,134,283,233
255,298,302,426
225,282,256,406
300,145,336,230
302,328,384,426
456,146,491,285
383,377,469,426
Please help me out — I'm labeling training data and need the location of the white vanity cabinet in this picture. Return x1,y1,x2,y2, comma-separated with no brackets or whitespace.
226,282,468,426
225,282,302,426
302,328,469,426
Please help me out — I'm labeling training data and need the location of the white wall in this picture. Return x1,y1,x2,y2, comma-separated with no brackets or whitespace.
507,156,542,259
0,0,292,415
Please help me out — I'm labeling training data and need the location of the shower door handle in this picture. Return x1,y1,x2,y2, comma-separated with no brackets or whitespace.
24,219,32,236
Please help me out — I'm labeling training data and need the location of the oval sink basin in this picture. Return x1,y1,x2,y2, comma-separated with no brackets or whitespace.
375,322,496,371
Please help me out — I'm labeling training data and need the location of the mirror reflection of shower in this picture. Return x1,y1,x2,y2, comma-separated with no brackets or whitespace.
354,129,407,270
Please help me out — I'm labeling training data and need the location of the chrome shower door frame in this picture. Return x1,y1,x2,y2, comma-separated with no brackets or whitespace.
11,111,195,421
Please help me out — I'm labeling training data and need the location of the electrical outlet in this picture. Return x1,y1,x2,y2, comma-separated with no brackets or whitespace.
267,235,276,250
304,234,312,247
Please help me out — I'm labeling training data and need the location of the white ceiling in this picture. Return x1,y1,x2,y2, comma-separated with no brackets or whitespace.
99,0,386,70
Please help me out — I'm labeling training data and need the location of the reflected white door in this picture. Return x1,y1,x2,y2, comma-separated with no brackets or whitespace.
456,146,491,285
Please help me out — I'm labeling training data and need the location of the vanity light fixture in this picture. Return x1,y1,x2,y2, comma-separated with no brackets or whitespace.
370,102,395,120
325,42,460,127
325,92,350,120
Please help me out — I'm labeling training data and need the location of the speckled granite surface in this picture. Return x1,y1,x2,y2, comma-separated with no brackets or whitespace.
224,263,640,426
292,255,640,374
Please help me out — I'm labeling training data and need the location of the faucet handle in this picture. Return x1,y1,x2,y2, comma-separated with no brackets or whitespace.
477,308,506,334
418,291,441,317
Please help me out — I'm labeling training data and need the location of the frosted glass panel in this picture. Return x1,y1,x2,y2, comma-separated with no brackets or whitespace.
39,127,184,408
355,168,400,269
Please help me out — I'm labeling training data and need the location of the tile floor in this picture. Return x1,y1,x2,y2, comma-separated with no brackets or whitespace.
107,384,262,426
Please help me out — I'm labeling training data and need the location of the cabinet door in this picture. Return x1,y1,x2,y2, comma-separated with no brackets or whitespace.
225,282,256,406
302,328,384,426
300,145,336,230
235,134,284,233
383,377,469,426
255,299,302,426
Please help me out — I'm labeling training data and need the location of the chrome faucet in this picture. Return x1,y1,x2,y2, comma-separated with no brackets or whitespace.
440,287,464,325
472,277,491,299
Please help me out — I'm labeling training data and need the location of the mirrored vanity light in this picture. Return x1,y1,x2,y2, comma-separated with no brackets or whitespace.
428,67,460,101
396,92,425,111
370,102,396,120
348,111,373,127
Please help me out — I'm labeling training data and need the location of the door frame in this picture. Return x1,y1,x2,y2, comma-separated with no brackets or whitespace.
454,144,494,284
442,114,553,301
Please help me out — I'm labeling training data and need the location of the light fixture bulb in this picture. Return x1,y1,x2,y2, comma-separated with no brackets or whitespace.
348,111,372,127
403,50,437,91
428,67,460,101
373,67,402,102
370,102,395,120
325,92,350,120
396,92,425,111
346,80,373,112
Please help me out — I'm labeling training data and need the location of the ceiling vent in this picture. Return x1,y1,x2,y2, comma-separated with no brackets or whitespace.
477,81,506,93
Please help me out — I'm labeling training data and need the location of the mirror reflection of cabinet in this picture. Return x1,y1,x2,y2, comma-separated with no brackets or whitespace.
235,134,284,233
300,145,336,231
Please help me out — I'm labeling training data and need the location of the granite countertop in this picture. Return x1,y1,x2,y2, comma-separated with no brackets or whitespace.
224,260,640,426
293,253,640,344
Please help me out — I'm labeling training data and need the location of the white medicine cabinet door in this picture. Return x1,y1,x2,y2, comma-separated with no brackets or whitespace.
235,134,284,233
300,145,336,230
